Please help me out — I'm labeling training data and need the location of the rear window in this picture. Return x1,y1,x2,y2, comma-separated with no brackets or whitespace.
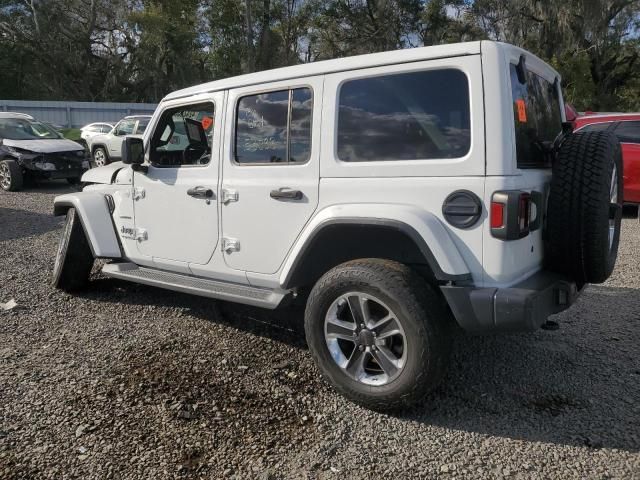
614,121,640,143
337,69,471,162
510,64,562,168
579,122,612,133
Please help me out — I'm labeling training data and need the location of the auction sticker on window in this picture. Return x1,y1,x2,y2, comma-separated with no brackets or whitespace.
515,99,527,123
202,116,213,130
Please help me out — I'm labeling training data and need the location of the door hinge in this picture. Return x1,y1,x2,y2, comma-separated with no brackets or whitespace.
132,187,146,201
221,188,238,204
135,228,148,242
222,237,240,253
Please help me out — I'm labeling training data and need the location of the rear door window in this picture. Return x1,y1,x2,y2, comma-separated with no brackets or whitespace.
614,121,640,143
235,88,313,164
510,64,562,168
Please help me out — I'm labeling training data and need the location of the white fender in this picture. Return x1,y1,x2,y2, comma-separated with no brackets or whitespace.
81,162,126,185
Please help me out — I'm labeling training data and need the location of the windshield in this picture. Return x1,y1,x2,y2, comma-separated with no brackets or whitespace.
0,118,62,140
510,64,562,168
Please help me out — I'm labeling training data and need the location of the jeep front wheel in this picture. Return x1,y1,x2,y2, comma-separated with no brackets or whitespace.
304,259,451,410
52,208,94,291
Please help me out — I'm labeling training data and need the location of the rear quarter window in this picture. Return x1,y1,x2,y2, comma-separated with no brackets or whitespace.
337,69,471,162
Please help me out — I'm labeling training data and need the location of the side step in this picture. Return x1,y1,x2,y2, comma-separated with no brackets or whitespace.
102,263,290,309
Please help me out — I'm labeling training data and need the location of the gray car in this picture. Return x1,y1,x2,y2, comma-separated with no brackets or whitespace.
0,113,90,191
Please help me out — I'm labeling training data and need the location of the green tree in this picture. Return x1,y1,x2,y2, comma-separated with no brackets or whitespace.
128,0,206,101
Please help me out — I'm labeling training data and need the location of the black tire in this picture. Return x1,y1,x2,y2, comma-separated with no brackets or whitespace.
52,208,94,291
304,259,451,411
67,177,81,185
546,131,623,284
93,147,109,167
0,159,24,191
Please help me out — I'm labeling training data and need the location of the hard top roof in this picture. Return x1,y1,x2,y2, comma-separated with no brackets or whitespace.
164,41,484,102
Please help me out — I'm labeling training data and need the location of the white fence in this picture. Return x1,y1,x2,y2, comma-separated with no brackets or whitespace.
0,100,158,128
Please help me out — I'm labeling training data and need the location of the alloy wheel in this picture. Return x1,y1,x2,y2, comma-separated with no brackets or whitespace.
94,149,106,167
324,292,407,386
0,162,11,190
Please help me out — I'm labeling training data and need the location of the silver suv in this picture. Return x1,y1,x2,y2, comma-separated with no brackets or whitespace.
88,115,151,166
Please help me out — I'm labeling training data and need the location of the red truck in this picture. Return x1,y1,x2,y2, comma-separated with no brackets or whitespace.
570,112,640,207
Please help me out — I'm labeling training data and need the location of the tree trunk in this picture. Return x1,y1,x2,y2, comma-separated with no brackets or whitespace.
245,0,255,72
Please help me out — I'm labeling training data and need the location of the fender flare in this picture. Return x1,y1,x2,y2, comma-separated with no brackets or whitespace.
280,204,472,287
53,192,122,258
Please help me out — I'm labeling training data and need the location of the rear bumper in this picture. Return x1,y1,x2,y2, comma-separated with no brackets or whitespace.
441,271,581,333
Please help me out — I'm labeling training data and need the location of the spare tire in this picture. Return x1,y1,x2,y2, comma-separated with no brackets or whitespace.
546,130,623,284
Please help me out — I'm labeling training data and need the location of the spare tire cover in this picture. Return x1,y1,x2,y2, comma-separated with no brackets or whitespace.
546,131,623,284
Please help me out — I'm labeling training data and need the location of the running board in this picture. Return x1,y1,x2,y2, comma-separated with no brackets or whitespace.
102,263,289,309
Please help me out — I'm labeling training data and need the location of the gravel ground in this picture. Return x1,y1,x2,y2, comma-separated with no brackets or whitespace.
1,182,639,479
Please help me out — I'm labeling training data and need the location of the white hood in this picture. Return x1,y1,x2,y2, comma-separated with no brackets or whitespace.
82,161,126,184
3,138,85,153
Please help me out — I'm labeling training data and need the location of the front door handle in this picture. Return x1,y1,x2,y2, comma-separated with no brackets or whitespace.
270,188,303,201
187,186,215,199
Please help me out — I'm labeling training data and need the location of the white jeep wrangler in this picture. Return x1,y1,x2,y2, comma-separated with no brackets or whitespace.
52,41,622,410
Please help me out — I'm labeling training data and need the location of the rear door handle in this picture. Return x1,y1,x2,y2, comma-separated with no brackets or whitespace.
187,186,215,199
270,188,303,201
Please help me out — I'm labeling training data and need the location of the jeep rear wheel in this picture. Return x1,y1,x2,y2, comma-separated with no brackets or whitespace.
52,208,94,291
305,259,451,411
546,131,623,284
0,159,23,191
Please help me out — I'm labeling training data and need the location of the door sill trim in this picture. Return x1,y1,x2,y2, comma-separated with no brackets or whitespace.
102,262,290,309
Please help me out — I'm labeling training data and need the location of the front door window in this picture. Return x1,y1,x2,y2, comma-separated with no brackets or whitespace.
114,119,135,136
149,104,215,167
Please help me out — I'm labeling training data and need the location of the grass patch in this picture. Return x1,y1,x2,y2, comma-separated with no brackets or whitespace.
60,128,82,141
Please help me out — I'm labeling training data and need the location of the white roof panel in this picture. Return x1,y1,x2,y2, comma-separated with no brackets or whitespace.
164,41,483,101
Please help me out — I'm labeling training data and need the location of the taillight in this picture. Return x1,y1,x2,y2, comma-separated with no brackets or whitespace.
490,202,505,229
491,191,534,240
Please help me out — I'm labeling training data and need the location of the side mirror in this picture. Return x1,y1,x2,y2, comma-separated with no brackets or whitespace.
122,137,144,165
